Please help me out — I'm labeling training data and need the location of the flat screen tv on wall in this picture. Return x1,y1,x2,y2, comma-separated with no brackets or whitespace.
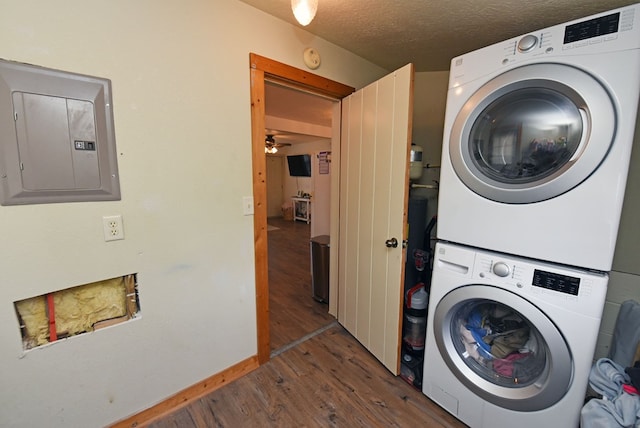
287,154,312,177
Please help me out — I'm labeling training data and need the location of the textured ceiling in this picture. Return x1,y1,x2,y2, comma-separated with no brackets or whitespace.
239,0,638,72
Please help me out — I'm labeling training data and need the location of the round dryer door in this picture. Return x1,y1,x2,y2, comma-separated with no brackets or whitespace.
432,285,573,411
450,63,616,203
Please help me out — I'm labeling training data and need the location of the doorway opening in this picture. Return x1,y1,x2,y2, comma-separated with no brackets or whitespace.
264,81,336,355
249,53,354,364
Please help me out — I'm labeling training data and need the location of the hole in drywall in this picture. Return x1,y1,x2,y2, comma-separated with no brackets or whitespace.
14,274,140,350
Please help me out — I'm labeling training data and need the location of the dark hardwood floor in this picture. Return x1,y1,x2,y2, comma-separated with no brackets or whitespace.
150,325,465,427
266,216,335,353
148,216,466,427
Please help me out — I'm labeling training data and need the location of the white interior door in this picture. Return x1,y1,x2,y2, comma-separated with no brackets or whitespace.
337,64,414,374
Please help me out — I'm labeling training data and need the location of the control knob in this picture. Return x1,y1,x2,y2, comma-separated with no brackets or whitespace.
493,262,511,277
517,34,538,52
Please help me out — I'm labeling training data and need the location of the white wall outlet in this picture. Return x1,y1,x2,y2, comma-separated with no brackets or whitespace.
103,215,124,241
243,196,254,216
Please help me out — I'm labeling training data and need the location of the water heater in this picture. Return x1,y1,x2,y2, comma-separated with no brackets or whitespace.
410,144,423,180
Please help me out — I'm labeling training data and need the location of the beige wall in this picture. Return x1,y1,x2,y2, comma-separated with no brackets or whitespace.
410,71,449,222
596,271,640,360
0,1,387,426
266,138,332,237
595,114,640,360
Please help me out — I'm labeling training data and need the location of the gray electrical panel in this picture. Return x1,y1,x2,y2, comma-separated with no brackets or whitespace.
0,59,120,205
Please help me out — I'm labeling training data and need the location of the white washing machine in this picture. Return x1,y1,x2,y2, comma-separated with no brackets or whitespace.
422,242,608,428
437,4,640,271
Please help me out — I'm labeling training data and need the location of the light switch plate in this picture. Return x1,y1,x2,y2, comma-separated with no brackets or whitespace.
243,196,254,216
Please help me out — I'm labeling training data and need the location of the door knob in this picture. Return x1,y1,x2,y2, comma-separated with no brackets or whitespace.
385,237,398,248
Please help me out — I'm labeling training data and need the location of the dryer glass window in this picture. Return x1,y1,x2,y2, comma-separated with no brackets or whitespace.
452,299,548,388
469,88,583,184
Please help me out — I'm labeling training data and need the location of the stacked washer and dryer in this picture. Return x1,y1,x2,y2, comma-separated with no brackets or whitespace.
422,4,640,428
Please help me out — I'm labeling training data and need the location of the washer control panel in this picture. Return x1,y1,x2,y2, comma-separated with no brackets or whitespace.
434,242,609,316
532,269,580,296
474,253,600,303
492,261,511,277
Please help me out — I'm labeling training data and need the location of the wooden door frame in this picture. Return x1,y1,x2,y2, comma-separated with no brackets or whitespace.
249,53,354,364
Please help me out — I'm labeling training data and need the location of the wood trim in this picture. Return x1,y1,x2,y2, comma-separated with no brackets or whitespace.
250,65,271,365
110,356,259,428
250,53,355,365
250,53,355,99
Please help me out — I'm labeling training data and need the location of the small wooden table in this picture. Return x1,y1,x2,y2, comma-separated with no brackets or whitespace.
291,197,311,223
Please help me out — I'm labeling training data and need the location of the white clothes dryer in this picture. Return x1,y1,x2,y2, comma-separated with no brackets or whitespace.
437,4,640,271
422,242,608,428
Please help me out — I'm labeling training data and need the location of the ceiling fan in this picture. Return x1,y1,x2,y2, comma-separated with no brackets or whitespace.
265,134,291,154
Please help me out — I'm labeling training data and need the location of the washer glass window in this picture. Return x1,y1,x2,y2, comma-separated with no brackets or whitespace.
451,299,547,388
469,87,583,184
434,284,573,411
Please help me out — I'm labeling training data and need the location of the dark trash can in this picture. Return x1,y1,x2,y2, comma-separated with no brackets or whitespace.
310,235,330,302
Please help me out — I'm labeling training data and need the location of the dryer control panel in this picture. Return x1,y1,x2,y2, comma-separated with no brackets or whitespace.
448,3,640,86
509,4,639,60
563,10,621,44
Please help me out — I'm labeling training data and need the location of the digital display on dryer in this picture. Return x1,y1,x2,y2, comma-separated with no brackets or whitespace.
564,12,620,44
532,269,580,296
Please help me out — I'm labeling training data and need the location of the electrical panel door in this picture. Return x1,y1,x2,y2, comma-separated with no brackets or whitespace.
0,59,120,205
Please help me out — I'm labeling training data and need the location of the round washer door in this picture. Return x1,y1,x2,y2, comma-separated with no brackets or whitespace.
432,285,573,411
450,63,616,204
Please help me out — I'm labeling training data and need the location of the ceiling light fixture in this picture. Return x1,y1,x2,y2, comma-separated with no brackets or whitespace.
291,0,318,26
265,135,278,154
